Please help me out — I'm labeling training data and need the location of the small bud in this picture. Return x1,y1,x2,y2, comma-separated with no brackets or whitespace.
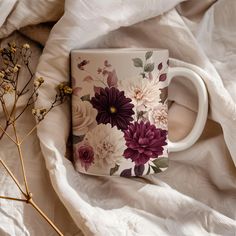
10,47,16,53
32,108,37,115
63,86,73,94
37,77,44,84
22,43,30,49
3,84,13,93
34,77,44,87
0,72,5,79
13,66,19,73
3,60,9,65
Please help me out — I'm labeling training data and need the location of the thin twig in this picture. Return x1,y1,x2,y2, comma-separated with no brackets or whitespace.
28,199,63,236
0,122,8,140
0,123,16,144
12,122,30,195
20,125,37,144
0,159,27,198
0,195,27,203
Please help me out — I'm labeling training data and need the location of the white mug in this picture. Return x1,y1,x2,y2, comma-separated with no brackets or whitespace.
71,48,208,177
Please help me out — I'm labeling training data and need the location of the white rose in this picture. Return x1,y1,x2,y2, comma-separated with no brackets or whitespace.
119,77,161,111
84,123,126,170
72,97,97,136
148,103,168,130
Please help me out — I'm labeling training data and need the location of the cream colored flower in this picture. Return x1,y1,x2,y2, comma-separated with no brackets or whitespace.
72,97,97,136
119,77,161,111
63,85,72,94
148,103,168,129
22,43,30,49
34,77,44,87
0,71,5,79
84,123,125,169
2,84,13,93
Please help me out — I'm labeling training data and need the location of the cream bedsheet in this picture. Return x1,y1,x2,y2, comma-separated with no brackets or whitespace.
0,0,236,235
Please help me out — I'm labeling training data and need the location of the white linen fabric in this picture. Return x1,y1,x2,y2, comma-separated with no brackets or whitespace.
0,0,236,235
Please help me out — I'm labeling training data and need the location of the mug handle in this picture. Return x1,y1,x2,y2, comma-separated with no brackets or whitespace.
168,67,208,152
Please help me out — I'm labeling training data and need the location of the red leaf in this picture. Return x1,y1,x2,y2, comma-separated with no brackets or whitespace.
158,63,163,70
83,76,93,82
107,69,118,87
159,73,167,81
120,168,132,178
94,86,102,94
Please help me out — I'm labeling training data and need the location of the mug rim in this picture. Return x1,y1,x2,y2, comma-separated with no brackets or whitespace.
71,48,168,54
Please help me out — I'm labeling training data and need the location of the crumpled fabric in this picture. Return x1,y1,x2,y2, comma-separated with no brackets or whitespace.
0,0,236,235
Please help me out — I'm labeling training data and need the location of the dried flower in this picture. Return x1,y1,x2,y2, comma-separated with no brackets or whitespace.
3,60,9,65
63,86,72,94
10,47,16,53
34,77,44,87
57,82,72,95
32,108,47,121
13,66,19,73
0,71,5,79
2,84,13,93
22,43,30,49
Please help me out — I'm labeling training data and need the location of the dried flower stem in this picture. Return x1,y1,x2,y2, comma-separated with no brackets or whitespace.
0,159,27,197
0,42,68,236
0,195,27,203
0,123,16,144
28,199,63,236
12,121,30,195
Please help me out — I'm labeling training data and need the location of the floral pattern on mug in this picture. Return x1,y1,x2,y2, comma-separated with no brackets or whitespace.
72,51,169,176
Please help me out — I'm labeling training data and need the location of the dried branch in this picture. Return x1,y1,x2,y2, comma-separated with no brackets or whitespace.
0,42,71,236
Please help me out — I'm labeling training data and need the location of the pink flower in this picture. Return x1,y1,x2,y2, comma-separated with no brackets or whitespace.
74,144,94,171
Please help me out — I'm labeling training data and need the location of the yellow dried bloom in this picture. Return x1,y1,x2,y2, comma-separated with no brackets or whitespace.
32,108,37,115
63,86,72,94
3,60,9,65
13,66,19,73
10,47,16,53
58,83,65,90
0,72,4,79
3,84,13,93
37,77,44,84
34,77,44,87
22,43,30,49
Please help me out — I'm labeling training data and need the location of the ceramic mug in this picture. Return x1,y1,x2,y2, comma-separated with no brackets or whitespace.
71,49,208,177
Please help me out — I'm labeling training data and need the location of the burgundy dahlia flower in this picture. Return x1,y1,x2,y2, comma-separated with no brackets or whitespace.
123,121,167,165
75,144,94,171
91,87,134,130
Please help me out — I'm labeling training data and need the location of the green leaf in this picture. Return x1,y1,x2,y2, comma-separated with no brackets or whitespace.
81,94,90,101
110,164,120,176
144,63,154,72
151,165,162,173
72,135,85,144
145,51,153,60
160,86,168,104
152,157,169,168
132,58,143,67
